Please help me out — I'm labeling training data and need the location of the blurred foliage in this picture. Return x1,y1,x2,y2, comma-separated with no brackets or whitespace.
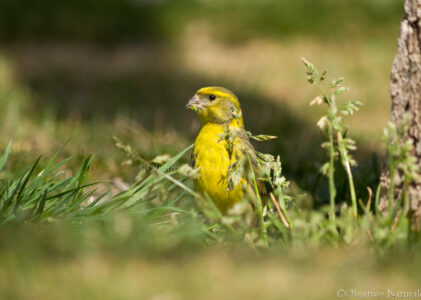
0,0,403,43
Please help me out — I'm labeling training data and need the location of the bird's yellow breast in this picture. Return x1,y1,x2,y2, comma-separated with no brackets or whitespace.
193,123,244,213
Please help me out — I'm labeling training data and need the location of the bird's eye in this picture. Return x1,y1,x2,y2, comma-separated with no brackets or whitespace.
209,94,216,101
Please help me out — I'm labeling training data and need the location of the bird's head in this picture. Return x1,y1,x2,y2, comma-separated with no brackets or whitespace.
186,87,244,126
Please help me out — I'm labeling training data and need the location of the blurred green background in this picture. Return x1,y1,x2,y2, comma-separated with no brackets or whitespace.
0,0,408,299
0,0,402,195
0,0,402,158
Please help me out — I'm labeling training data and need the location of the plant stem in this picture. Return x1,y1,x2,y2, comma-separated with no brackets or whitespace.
388,153,395,213
328,124,336,221
272,184,292,227
248,155,268,246
269,192,290,228
337,132,357,217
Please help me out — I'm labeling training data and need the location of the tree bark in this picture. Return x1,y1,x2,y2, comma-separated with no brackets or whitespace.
381,0,421,227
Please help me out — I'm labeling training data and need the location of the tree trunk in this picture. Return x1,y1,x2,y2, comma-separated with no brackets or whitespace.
381,0,421,227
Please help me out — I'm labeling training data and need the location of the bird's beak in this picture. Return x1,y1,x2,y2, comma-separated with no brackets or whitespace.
185,95,203,111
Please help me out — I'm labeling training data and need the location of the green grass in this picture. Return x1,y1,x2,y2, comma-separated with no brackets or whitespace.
2,57,419,299
0,0,416,298
0,68,417,249
0,129,420,299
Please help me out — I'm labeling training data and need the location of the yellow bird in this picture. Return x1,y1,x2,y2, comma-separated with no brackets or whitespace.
186,87,260,213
